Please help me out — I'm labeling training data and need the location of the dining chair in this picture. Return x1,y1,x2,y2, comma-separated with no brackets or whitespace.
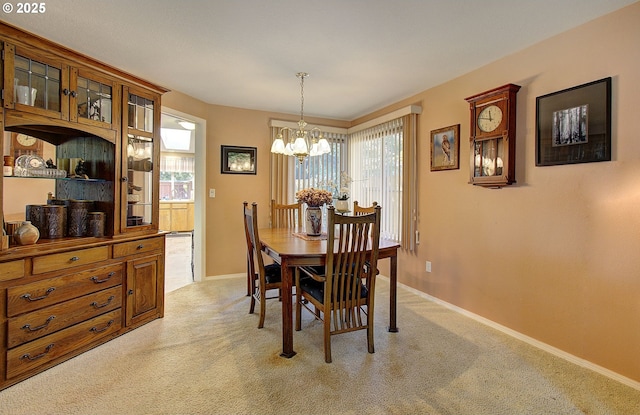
270,199,303,228
243,201,282,328
353,201,380,276
295,205,382,363
353,200,378,215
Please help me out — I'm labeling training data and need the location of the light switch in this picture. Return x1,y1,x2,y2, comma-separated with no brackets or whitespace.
209,189,216,198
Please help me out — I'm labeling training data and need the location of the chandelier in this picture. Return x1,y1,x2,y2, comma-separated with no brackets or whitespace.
270,72,331,163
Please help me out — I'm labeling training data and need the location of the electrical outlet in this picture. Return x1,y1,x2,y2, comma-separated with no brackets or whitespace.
209,188,216,198
425,261,432,273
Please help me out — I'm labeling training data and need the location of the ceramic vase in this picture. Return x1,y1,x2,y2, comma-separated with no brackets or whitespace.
305,206,322,236
13,221,40,245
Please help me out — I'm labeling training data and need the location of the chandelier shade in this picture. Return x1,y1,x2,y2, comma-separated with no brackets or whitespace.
270,72,331,163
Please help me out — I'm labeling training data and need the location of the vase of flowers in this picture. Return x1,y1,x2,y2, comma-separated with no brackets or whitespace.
332,172,352,212
296,188,332,236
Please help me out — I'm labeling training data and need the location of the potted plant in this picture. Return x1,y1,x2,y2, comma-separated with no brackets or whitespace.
333,172,352,212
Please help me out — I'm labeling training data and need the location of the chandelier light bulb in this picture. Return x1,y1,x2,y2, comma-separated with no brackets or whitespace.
293,137,308,154
270,137,285,153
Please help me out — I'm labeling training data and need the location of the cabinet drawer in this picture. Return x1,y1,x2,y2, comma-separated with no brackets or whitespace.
0,259,25,282
6,309,121,379
32,246,109,275
7,264,123,317
7,285,122,348
113,236,164,258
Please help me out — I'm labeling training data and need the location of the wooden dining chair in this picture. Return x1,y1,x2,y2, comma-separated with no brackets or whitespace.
353,201,380,276
353,200,378,215
295,205,382,363
270,199,303,228
243,202,282,328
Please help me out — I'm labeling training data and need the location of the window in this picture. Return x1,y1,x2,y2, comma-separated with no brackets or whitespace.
293,132,347,195
160,155,195,201
160,126,195,201
349,118,403,241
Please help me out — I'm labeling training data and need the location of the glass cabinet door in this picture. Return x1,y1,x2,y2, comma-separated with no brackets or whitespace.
11,45,68,118
122,87,159,232
72,69,116,129
126,134,154,227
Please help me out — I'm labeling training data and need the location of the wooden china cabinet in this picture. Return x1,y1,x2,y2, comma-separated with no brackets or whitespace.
0,22,169,390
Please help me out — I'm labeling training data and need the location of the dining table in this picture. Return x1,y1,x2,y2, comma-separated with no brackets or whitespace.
258,226,400,358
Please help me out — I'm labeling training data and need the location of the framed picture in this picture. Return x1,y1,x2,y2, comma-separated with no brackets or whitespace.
221,145,257,174
430,124,460,171
536,77,611,166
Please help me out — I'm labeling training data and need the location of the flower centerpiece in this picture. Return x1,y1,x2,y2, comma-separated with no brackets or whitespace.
296,188,332,236
295,187,333,207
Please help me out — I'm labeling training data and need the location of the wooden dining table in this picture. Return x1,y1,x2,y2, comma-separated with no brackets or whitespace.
258,227,400,358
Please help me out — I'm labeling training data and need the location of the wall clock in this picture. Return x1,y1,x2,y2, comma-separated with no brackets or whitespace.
10,133,43,160
465,84,520,188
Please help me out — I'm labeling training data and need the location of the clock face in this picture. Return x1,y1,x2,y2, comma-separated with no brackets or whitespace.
477,105,503,133
16,134,37,147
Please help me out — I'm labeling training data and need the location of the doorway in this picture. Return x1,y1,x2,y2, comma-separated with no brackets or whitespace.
160,109,206,292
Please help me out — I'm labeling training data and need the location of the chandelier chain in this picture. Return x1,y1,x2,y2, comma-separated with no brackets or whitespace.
297,72,307,121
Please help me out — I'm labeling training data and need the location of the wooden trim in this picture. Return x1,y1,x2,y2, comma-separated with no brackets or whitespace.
0,21,169,94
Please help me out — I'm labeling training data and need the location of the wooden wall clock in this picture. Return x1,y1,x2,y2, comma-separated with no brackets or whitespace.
10,132,43,160
465,84,520,188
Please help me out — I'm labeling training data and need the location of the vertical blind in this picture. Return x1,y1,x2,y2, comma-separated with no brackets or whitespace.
349,118,404,242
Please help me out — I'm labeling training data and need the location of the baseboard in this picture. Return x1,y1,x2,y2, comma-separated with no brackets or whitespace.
204,273,245,280
392,278,640,392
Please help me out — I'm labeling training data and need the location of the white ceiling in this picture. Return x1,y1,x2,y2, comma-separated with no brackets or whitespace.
2,0,636,120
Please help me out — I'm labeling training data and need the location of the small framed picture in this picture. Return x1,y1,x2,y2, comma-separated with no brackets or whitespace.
430,124,460,171
221,145,257,174
536,77,611,166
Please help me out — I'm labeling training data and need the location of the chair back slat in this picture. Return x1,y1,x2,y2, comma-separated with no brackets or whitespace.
243,202,267,293
271,200,303,228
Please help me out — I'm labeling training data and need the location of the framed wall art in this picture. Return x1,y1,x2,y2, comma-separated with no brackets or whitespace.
536,77,611,166
221,145,257,174
430,124,460,171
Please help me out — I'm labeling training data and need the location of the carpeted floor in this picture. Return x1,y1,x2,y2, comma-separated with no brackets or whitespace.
1,275,638,415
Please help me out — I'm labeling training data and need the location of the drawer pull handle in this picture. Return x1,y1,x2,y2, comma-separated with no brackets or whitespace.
136,244,144,250
21,287,56,302
21,344,54,361
90,296,115,309
70,256,80,262
90,320,114,333
22,316,56,332
91,272,116,284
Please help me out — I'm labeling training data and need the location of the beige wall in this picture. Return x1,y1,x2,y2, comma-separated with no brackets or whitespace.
164,3,640,384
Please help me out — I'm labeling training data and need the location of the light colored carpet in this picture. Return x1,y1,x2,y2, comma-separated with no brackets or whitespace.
1,275,638,415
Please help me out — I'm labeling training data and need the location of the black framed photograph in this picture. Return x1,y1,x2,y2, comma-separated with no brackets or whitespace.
221,145,257,174
536,77,611,166
430,124,460,171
